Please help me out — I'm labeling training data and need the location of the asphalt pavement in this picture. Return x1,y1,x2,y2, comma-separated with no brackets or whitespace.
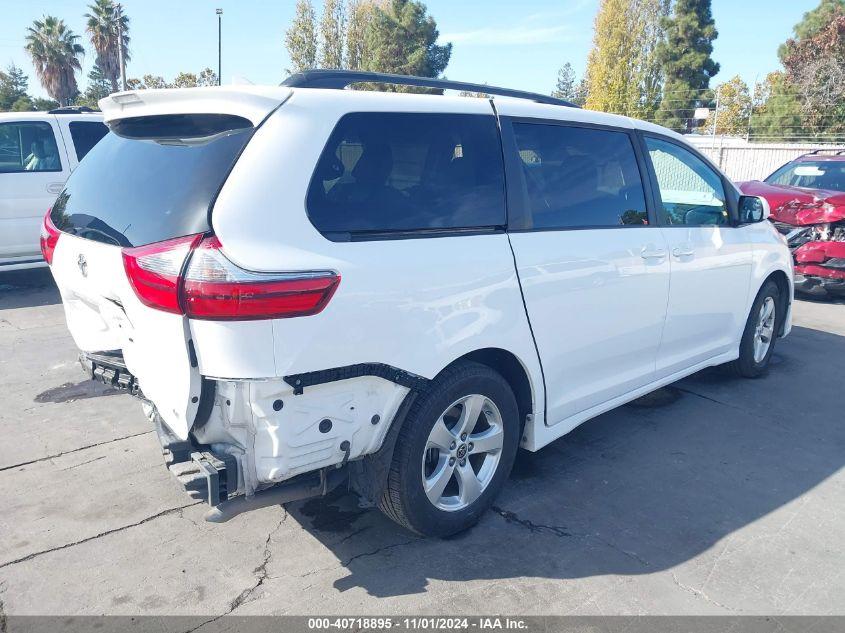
1,268,843,618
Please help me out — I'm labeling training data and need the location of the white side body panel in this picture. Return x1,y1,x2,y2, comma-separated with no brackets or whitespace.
655,225,752,378
509,228,671,428
0,113,104,270
0,115,69,267
204,89,544,389
496,99,794,451
192,90,545,478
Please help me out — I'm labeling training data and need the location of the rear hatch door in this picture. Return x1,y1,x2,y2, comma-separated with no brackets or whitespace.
52,234,200,436
48,89,287,437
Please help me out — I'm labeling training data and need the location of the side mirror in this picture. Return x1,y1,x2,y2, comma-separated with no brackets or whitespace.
738,195,770,223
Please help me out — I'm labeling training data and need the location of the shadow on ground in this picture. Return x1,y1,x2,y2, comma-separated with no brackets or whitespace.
282,324,845,598
0,268,60,310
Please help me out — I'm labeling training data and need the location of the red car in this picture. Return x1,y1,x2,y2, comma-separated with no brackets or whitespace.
739,150,845,297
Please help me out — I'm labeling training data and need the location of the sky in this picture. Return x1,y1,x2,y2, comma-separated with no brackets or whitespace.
0,0,821,101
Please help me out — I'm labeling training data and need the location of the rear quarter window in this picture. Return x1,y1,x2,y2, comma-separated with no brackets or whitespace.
68,121,109,161
306,112,506,239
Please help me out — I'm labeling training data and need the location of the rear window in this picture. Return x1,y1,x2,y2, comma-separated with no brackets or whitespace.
306,113,506,239
68,121,108,161
51,114,252,247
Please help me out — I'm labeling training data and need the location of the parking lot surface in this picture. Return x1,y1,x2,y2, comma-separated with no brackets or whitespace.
1,268,844,618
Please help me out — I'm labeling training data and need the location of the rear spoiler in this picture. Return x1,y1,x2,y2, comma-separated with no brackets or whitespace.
99,86,291,127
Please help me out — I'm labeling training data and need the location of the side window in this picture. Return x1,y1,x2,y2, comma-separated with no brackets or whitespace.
645,137,728,226
0,121,62,173
68,121,109,161
511,123,648,229
306,113,505,237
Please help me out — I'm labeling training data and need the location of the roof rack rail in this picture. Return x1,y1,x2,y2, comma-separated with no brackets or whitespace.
805,148,845,156
281,69,579,108
48,105,97,114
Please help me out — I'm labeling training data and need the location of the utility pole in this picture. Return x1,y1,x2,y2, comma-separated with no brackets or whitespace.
116,3,127,91
216,9,223,86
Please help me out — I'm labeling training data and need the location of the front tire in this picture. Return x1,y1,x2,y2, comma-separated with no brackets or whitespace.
729,280,781,378
378,361,520,537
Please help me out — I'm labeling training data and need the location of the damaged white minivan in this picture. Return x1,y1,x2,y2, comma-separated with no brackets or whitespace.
44,71,793,537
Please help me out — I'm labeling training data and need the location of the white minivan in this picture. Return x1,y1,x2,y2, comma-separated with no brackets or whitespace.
0,107,107,271
44,72,793,536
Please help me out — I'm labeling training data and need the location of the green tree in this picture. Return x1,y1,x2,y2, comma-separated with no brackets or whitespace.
655,0,719,132
345,0,376,70
85,0,130,92
704,75,751,137
319,0,346,69
584,0,631,113
25,16,85,106
197,68,219,87
285,0,318,73
584,0,668,117
33,97,59,110
0,64,30,111
171,72,198,89
629,0,670,120
128,74,168,90
125,69,219,91
11,96,35,111
748,71,803,142
170,68,219,88
782,14,845,138
552,62,577,101
361,0,451,85
778,0,845,60
75,63,111,107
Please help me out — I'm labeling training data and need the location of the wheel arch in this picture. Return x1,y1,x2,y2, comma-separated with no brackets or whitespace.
441,348,535,432
762,269,791,336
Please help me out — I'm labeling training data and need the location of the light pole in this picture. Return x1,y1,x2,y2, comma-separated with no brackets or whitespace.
216,8,223,86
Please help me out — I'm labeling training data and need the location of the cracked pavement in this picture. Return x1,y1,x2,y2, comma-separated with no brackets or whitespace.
1,269,844,617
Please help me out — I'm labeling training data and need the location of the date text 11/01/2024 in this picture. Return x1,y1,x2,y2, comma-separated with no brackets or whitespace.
307,617,529,630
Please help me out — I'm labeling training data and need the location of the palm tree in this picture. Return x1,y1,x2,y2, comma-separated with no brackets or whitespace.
85,0,130,93
24,16,84,106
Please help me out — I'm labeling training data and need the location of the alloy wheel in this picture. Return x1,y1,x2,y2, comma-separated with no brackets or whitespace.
421,394,504,512
753,296,776,363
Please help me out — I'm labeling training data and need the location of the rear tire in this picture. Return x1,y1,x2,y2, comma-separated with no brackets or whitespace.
378,361,520,537
728,280,781,378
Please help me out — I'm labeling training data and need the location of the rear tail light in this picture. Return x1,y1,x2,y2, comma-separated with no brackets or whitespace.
121,234,339,320
40,210,61,265
122,234,203,313
182,236,340,320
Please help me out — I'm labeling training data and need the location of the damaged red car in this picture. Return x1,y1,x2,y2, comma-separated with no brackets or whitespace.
739,150,845,297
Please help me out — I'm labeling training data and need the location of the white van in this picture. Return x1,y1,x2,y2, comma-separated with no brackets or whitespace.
44,72,793,536
0,107,107,271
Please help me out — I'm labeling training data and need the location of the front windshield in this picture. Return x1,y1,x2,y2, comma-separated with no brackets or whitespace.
766,160,845,192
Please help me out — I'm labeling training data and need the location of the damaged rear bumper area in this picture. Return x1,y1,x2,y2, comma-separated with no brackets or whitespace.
773,221,845,297
79,352,421,521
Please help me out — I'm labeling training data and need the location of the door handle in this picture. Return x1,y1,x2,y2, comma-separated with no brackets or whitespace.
640,247,666,260
672,247,695,258
47,182,64,194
